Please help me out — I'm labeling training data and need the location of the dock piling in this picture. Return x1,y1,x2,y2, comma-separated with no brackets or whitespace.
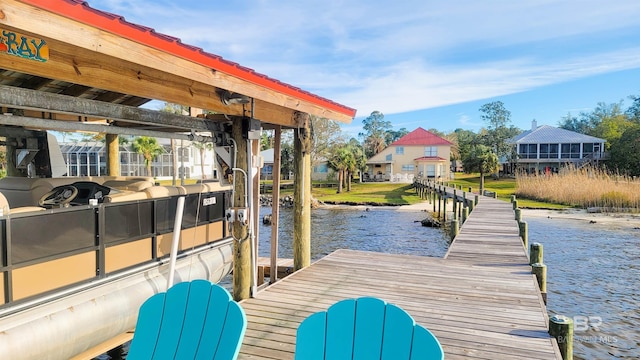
549,315,574,360
530,242,543,265
519,220,528,249
531,262,547,304
450,219,459,240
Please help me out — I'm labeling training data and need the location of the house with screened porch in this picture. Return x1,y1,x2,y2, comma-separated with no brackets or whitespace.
508,121,606,174
365,128,452,182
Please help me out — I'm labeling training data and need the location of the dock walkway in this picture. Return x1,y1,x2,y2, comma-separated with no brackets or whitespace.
238,191,561,359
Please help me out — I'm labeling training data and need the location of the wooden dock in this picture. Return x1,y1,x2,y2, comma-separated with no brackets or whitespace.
238,193,561,359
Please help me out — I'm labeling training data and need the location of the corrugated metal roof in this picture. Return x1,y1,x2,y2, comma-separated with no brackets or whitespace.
19,0,356,118
391,127,453,146
510,125,606,144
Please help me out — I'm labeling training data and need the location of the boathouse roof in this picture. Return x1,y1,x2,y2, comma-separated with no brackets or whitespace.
1,0,355,132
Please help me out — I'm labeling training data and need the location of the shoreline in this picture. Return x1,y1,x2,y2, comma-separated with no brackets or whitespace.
318,201,640,229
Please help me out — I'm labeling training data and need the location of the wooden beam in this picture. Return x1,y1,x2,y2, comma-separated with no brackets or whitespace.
0,85,217,131
0,1,354,124
0,114,210,141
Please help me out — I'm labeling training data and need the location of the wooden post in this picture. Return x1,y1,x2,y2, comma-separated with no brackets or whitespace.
549,315,574,360
519,220,528,250
293,112,311,271
530,242,543,265
462,206,469,223
232,120,251,301
270,126,282,283
106,133,119,176
468,186,472,193
474,195,479,205
452,190,457,219
468,199,475,212
442,195,447,222
432,190,436,212
515,208,522,221
513,200,519,210
510,195,516,203
450,219,459,240
531,262,547,304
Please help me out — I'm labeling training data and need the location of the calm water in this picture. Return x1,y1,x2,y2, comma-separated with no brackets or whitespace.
254,206,639,360
528,217,639,360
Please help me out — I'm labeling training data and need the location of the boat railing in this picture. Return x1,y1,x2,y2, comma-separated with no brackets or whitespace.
0,186,231,312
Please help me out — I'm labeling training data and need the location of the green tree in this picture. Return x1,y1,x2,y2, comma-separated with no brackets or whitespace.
461,144,499,194
280,135,294,180
479,101,513,159
260,130,273,151
159,102,188,184
132,136,164,177
607,125,640,176
192,141,213,180
348,138,368,184
385,128,409,144
359,111,392,158
328,145,355,193
626,95,640,123
311,116,344,170
558,112,591,134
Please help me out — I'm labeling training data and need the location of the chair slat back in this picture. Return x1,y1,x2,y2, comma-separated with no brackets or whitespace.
128,280,246,360
295,297,443,360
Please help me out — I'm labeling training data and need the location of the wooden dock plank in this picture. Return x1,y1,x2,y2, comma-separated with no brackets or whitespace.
237,192,561,359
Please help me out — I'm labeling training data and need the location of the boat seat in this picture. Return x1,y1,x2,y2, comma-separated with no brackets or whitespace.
102,179,154,192
0,177,40,207
144,185,186,199
0,191,45,215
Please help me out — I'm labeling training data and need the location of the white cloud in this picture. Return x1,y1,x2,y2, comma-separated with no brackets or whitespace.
87,0,640,117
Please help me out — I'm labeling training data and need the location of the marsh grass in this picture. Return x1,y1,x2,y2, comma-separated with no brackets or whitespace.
516,166,640,212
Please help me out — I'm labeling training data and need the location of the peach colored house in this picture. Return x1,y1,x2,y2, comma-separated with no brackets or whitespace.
365,128,452,182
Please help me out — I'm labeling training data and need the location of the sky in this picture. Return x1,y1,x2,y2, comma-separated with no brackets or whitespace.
88,0,640,137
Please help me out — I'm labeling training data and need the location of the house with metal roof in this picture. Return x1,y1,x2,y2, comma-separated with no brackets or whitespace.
508,121,606,174
365,127,452,182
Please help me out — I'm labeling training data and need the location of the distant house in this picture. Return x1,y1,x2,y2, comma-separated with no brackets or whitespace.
260,148,331,180
508,121,606,174
365,127,452,182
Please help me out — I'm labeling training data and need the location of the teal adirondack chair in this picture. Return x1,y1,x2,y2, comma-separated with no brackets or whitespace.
295,297,444,360
127,280,246,360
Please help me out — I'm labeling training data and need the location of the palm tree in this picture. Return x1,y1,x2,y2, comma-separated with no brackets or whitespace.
328,146,355,193
132,136,164,177
191,141,213,180
462,144,499,194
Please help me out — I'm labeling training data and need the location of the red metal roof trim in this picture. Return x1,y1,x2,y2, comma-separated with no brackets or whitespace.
18,0,356,117
391,127,453,146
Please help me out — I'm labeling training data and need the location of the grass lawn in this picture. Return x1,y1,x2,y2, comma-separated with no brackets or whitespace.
312,182,423,206
156,174,568,209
